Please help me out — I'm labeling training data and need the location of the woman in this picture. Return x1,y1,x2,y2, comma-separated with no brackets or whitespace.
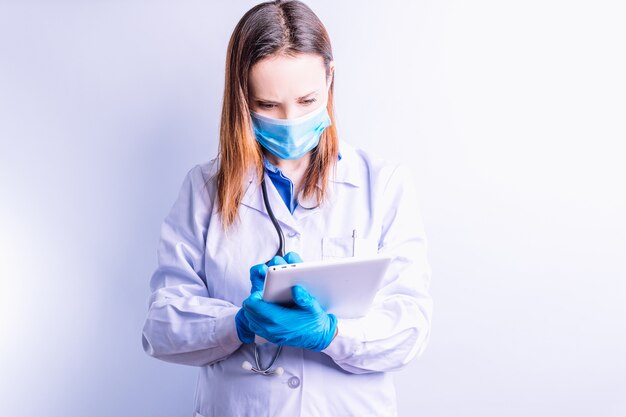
141,1,433,416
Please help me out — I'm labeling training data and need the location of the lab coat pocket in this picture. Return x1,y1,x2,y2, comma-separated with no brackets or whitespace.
322,235,378,260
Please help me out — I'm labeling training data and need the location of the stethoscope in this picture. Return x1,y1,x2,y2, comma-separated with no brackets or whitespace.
240,176,286,376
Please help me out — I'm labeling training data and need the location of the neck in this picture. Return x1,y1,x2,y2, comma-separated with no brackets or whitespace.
263,150,311,195
264,151,311,176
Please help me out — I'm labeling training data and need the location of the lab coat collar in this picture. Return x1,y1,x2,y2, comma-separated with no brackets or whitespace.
329,140,362,188
240,140,362,227
249,140,362,188
241,171,300,233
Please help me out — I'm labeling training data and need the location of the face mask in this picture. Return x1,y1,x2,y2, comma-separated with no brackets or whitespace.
250,101,332,160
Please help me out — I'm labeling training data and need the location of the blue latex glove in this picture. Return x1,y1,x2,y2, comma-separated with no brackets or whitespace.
242,255,338,351
235,310,254,344
235,253,301,344
235,262,271,344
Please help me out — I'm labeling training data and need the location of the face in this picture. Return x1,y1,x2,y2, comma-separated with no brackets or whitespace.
248,53,334,120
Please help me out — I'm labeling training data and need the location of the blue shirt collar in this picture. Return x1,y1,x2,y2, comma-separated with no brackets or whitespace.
262,151,342,173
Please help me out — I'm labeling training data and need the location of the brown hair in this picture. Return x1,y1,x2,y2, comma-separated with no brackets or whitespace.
216,0,339,229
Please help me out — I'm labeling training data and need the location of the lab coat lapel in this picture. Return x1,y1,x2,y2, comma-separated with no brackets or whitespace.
240,140,362,226
240,171,299,233
292,140,363,218
331,140,363,188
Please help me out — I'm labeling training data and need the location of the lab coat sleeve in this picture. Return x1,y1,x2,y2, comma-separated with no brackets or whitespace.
321,164,433,374
141,164,242,367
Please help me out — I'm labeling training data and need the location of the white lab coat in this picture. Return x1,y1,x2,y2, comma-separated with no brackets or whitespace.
142,140,433,417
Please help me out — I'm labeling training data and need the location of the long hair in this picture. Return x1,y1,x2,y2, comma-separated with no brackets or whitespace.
216,0,339,229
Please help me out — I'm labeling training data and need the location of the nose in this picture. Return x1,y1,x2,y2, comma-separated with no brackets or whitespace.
281,105,299,120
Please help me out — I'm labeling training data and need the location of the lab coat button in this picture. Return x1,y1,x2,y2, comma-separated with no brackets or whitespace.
287,376,300,389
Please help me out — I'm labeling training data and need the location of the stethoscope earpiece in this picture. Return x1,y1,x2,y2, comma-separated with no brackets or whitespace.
241,360,284,376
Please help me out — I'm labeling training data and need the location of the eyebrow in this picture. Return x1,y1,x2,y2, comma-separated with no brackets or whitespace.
253,89,320,103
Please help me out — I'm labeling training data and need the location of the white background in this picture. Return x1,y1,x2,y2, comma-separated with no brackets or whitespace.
1,1,625,416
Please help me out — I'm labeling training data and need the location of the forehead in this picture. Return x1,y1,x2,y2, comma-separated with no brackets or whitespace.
248,53,326,100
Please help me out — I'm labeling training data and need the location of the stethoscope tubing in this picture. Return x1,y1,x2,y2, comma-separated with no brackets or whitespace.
242,176,285,376
261,177,285,258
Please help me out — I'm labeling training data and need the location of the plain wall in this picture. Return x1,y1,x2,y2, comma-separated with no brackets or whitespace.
1,1,624,416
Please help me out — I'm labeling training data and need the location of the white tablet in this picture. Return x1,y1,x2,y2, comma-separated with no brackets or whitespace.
262,255,393,319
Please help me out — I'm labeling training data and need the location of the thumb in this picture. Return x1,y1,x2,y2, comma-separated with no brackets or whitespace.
284,251,303,264
249,264,268,294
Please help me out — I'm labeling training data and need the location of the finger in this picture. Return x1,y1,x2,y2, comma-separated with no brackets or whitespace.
284,251,303,264
247,320,279,344
242,290,264,311
250,256,288,293
244,314,267,339
249,264,268,293
247,319,262,335
243,291,287,318
291,285,320,312
267,256,287,267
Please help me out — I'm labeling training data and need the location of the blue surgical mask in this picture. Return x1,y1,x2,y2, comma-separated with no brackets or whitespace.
250,102,332,160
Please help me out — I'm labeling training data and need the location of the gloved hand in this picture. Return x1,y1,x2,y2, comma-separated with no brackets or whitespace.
235,253,301,344
242,254,338,352
235,301,255,344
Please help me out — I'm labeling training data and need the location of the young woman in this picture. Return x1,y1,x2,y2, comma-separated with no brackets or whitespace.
141,1,433,416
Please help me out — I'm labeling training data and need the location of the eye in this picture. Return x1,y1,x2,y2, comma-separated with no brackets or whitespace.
257,102,277,109
301,98,317,106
